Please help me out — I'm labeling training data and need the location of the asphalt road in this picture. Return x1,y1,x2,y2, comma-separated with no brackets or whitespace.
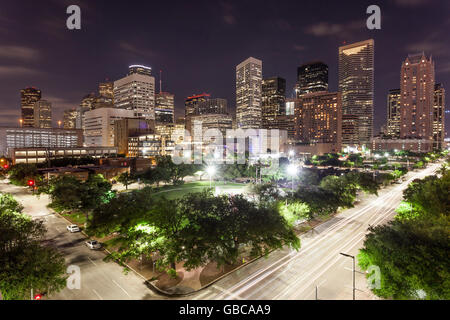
0,179,163,300
185,162,442,300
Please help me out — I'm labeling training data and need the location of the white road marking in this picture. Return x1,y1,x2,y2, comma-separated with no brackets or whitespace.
88,257,97,266
112,280,131,298
92,289,103,300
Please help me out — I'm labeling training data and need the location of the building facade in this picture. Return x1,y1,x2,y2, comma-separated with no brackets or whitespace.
399,53,435,144
387,89,401,138
338,39,374,148
114,118,155,155
294,91,342,152
262,77,286,129
155,92,175,123
64,108,78,129
295,62,328,98
33,100,52,128
114,65,156,120
0,127,83,157
433,83,446,149
21,87,42,127
185,93,211,131
83,108,137,147
236,57,263,129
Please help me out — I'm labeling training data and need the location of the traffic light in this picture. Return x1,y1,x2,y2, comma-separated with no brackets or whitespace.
28,179,35,187
34,294,42,300
3,164,9,169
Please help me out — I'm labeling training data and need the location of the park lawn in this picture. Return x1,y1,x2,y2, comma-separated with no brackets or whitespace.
61,211,87,225
151,181,249,200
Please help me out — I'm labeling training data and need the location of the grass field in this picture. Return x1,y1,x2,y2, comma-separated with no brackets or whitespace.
150,181,250,200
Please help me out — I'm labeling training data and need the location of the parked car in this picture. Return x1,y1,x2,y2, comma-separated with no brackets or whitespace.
66,224,80,233
85,240,101,250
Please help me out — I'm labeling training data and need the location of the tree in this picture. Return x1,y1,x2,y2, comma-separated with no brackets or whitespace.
80,174,115,225
278,201,310,226
358,220,449,300
320,175,358,208
293,186,339,217
0,193,67,300
116,172,136,190
46,175,83,212
7,163,40,186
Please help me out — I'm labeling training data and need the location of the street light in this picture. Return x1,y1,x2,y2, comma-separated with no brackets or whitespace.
206,166,216,188
287,164,298,193
340,252,355,300
288,150,295,158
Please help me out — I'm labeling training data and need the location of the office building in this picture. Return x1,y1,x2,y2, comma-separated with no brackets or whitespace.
63,108,77,129
295,62,328,98
386,89,401,138
433,83,445,149
399,53,435,143
262,77,286,129
0,127,83,157
76,93,96,130
128,134,163,158
185,93,211,131
20,87,41,127
83,107,137,147
236,57,263,129
33,100,52,128
294,91,342,152
114,65,156,120
114,118,155,155
339,39,374,148
155,92,175,123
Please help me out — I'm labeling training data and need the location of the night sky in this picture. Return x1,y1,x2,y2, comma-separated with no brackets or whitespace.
0,0,449,135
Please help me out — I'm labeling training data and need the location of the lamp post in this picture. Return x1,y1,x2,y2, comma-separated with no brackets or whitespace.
287,164,298,194
206,166,216,188
340,252,355,300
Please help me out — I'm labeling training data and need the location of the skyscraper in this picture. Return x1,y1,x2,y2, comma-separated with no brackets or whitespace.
236,57,263,129
295,62,328,98
433,83,445,150
114,65,156,120
294,91,342,152
387,89,401,138
155,92,175,124
338,39,374,149
20,87,41,127
262,77,286,129
185,93,210,131
189,98,232,136
64,108,77,129
399,53,435,143
33,100,52,128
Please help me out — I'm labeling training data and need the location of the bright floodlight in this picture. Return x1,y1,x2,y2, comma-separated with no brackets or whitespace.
287,164,298,176
289,150,295,157
206,166,216,176
384,152,389,157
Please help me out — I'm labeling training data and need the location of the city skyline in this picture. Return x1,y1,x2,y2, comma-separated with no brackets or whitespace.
1,1,449,136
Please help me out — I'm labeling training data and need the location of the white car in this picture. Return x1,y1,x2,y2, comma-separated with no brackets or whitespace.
85,240,101,250
67,224,80,233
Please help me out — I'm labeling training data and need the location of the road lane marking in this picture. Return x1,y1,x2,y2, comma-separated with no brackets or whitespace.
92,289,103,300
112,280,131,298
88,257,97,266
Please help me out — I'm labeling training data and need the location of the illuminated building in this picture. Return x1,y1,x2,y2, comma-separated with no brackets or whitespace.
127,134,163,158
20,87,41,127
114,118,155,155
63,108,77,129
83,107,137,147
386,89,401,138
433,83,445,149
339,39,374,148
114,65,156,120
294,91,342,152
236,57,262,129
33,100,52,128
400,53,435,144
185,93,210,131
262,77,286,129
294,62,328,98
155,92,175,123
